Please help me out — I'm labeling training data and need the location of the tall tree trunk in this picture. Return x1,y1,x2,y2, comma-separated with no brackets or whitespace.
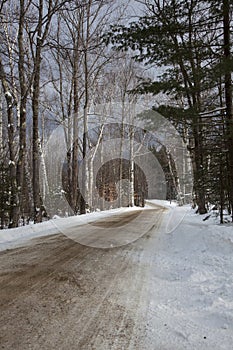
89,124,105,211
80,1,91,215
80,52,89,215
0,84,3,154
0,59,19,227
119,97,126,207
129,122,135,207
32,0,44,223
17,0,27,218
188,4,207,214
72,47,80,215
32,0,55,222
193,112,207,214
223,0,233,221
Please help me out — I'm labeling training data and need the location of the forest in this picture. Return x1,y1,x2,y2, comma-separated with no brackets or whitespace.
0,0,232,228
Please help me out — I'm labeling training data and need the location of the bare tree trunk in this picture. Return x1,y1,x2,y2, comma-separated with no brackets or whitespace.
119,97,126,207
223,0,233,221
32,1,43,223
71,48,80,214
0,59,19,227
0,84,2,154
129,121,135,207
39,136,49,203
17,0,27,218
89,124,105,210
32,0,57,222
192,124,207,214
80,54,89,214
80,1,91,215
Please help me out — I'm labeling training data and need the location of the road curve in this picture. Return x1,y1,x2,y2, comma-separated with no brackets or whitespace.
0,205,167,350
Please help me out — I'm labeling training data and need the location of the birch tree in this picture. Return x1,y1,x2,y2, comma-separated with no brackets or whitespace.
50,0,124,214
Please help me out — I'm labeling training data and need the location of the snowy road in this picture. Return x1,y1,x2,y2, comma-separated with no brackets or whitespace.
1,203,233,350
0,205,166,349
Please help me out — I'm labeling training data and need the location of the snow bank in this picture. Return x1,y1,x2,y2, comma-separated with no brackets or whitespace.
145,205,233,349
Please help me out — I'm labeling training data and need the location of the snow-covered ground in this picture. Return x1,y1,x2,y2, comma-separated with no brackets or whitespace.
144,201,233,349
0,201,233,349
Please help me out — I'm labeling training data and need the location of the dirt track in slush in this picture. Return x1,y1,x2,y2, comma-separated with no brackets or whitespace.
0,206,166,350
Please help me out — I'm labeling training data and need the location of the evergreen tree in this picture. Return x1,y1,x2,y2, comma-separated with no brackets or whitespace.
106,0,233,216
